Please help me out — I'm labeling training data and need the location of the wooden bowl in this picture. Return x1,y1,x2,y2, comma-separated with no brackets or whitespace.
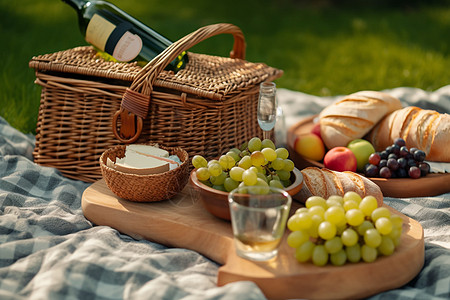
287,115,450,198
100,144,190,202
190,168,304,221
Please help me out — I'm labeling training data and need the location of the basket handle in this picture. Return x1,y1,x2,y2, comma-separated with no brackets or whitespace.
112,23,246,143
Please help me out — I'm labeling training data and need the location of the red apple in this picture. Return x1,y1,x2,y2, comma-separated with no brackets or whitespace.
323,147,357,172
311,123,321,139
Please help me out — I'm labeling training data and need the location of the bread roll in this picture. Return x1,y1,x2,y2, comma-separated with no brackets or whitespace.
319,91,402,149
298,167,383,207
368,106,450,162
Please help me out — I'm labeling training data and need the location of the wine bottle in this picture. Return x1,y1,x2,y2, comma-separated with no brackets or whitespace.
62,0,188,71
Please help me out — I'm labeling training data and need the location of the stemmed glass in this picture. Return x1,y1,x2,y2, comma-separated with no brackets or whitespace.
257,81,277,141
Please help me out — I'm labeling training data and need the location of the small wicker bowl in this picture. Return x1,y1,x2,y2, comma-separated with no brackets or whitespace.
100,144,189,202
190,168,304,220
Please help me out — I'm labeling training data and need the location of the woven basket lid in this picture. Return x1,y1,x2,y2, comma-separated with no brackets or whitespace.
29,45,282,101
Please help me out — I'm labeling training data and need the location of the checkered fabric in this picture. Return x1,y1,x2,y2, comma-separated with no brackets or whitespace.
1,85,449,300
0,117,265,300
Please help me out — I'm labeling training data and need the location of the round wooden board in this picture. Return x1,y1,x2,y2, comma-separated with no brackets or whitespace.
82,179,425,300
287,115,450,198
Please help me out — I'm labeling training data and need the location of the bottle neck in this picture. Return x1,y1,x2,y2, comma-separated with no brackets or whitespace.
62,0,89,11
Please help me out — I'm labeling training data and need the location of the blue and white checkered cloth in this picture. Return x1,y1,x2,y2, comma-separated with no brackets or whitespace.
1,85,449,299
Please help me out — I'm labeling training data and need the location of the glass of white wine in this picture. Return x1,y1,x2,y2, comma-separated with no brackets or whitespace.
257,81,277,141
228,186,292,261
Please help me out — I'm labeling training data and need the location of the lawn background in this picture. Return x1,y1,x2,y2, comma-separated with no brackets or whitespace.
0,0,449,134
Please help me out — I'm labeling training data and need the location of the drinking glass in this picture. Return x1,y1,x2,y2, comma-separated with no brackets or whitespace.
257,81,277,140
275,105,286,147
228,186,292,261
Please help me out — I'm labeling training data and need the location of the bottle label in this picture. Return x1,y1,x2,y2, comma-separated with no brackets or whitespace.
111,30,143,62
86,14,115,51
86,14,142,62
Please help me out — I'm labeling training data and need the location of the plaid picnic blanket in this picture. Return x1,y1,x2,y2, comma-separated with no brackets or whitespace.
1,86,449,300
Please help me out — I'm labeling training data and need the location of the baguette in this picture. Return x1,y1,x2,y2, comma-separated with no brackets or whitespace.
319,91,402,149
299,167,383,207
368,106,450,162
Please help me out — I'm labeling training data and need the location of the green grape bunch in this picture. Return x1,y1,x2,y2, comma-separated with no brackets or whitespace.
191,137,295,194
287,192,404,266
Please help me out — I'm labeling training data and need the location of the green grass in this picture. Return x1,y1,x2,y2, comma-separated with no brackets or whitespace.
1,0,449,134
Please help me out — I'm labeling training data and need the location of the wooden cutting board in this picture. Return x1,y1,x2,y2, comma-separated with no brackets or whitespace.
82,179,424,300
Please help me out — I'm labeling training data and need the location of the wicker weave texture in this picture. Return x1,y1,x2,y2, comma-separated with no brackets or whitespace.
33,73,126,182
30,23,283,182
100,144,189,202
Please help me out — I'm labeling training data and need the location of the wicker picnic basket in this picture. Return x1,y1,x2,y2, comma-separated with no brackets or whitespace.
29,23,283,182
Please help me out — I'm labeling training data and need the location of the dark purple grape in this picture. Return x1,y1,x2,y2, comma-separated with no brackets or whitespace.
394,138,406,147
368,152,381,165
364,164,379,177
407,158,417,168
419,162,430,176
392,144,400,155
380,151,388,160
396,168,408,178
397,157,407,169
386,146,394,154
387,158,399,171
399,146,409,157
388,153,398,160
414,150,426,162
408,166,421,179
379,159,388,169
379,166,392,179
410,147,418,155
